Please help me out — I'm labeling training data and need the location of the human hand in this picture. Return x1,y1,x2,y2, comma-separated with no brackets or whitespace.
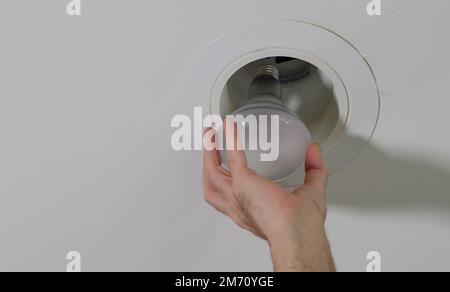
202,122,335,272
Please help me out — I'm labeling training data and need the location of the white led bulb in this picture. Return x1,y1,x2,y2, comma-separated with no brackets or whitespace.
230,65,312,181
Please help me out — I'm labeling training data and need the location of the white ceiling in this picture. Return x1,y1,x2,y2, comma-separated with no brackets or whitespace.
0,0,449,271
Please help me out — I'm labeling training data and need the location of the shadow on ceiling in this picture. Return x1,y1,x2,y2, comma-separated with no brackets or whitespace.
327,135,450,215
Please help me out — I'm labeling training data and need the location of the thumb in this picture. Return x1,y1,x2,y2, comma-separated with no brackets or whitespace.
225,118,248,175
301,144,329,195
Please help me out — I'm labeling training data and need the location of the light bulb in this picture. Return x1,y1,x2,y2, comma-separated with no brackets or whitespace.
230,65,312,181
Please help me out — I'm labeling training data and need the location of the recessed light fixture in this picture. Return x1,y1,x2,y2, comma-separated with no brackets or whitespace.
183,21,380,186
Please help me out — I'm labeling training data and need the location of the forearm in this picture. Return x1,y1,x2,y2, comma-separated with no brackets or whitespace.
269,226,335,272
